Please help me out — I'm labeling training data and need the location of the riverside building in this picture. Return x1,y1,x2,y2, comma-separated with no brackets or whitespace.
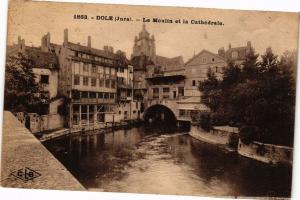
57,29,118,131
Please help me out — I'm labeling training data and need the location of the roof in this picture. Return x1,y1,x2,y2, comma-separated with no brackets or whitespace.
185,49,226,66
25,47,58,69
66,42,115,59
225,46,250,61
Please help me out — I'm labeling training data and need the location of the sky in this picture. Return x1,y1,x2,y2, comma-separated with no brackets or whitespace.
6,0,299,62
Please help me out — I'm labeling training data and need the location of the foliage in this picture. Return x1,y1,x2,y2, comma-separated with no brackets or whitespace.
199,113,211,132
199,48,296,146
4,52,42,113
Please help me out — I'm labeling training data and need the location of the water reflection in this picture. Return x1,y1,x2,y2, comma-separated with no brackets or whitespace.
44,127,292,197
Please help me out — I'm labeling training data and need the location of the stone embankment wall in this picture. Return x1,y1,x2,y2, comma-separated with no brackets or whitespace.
189,125,293,165
189,125,238,148
1,111,85,190
238,139,293,165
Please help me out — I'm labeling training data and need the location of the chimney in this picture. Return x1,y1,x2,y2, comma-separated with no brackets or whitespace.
103,45,114,53
64,28,68,44
247,41,251,48
47,32,50,46
41,32,51,52
228,43,231,49
18,36,21,45
87,36,91,48
218,47,225,58
20,39,25,52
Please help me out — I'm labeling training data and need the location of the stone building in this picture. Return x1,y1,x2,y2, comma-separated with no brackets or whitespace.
131,25,184,101
184,49,227,97
115,50,141,122
7,36,64,133
218,41,252,65
56,29,118,131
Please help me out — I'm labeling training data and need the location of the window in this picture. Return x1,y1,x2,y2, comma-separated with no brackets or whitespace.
215,66,219,73
81,105,88,124
163,88,169,93
232,51,238,59
110,93,115,99
91,78,96,87
163,88,170,99
98,92,103,99
111,68,116,75
179,109,185,117
192,80,196,86
89,105,94,124
90,92,96,98
105,79,110,88
105,67,110,75
72,105,79,125
98,66,104,74
74,75,80,85
178,87,184,97
72,90,80,99
83,77,89,86
111,80,116,88
40,75,49,84
81,91,88,98
153,88,159,99
104,93,109,99
83,63,89,72
99,78,104,87
92,65,97,73
212,58,215,62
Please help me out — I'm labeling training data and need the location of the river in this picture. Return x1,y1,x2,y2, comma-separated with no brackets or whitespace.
43,126,292,198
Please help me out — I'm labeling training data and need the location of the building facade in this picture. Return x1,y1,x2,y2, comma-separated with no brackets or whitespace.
56,29,118,131
218,41,252,65
184,50,227,97
7,35,64,133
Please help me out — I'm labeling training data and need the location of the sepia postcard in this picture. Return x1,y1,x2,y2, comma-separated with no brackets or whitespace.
1,0,299,199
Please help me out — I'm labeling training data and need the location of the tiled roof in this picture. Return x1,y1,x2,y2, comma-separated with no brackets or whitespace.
66,42,116,59
185,49,226,66
25,47,58,69
156,55,184,72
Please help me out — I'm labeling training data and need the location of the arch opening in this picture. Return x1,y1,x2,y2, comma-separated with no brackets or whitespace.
143,104,177,133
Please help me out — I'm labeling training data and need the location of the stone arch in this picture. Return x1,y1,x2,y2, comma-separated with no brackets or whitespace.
143,104,177,124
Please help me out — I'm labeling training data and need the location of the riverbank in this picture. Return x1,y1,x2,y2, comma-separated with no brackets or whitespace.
188,125,238,152
189,125,293,165
38,119,143,142
1,111,85,190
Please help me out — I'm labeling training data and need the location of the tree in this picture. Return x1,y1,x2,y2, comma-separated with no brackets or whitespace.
199,47,295,146
5,52,42,113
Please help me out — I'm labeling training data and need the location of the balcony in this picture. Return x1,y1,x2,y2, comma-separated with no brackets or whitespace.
72,98,115,104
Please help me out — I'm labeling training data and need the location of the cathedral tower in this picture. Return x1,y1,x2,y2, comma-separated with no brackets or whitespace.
132,24,156,63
